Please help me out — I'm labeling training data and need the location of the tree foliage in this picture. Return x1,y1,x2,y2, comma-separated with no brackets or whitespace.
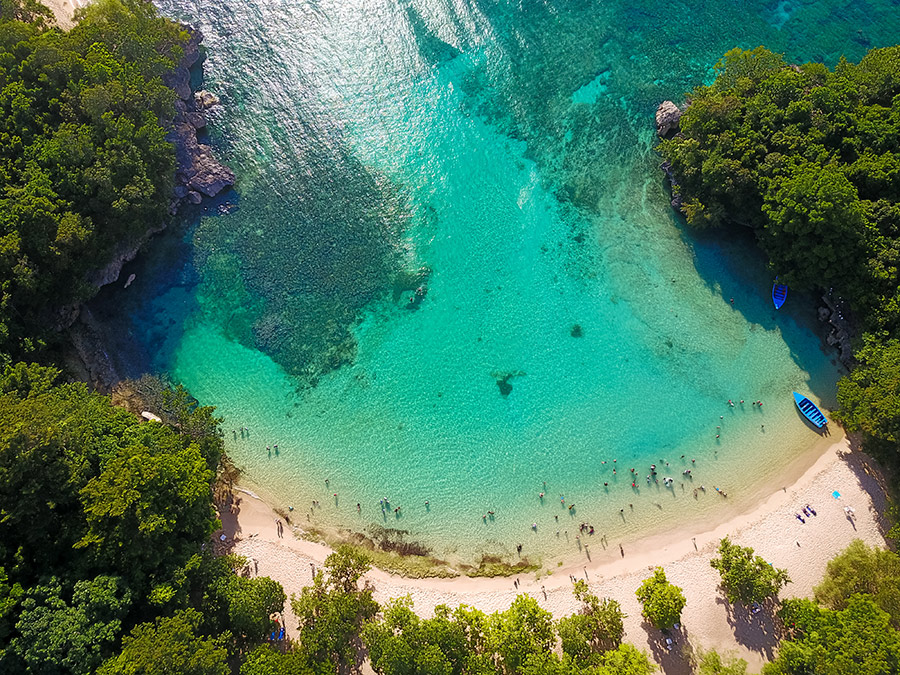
813,538,900,626
8,576,131,675
291,546,379,673
835,338,900,454
710,537,790,604
764,595,900,675
239,645,316,675
557,579,625,666
97,609,229,675
635,568,686,630
362,579,639,675
0,363,231,674
362,597,477,675
695,648,748,675
0,363,220,591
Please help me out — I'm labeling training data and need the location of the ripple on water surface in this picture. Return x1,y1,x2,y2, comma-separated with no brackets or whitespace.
130,0,899,564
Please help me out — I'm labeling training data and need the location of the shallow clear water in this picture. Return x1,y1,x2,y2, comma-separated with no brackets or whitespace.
108,0,898,565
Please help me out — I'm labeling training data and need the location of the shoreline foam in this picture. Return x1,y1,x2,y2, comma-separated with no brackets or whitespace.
222,435,888,670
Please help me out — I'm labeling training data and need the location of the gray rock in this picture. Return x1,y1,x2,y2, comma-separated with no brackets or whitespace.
170,118,235,199
187,190,203,204
163,28,202,101
656,100,683,139
185,111,207,129
819,293,856,367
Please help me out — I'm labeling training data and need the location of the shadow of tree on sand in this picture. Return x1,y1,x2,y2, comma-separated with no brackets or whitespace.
837,441,890,536
715,596,783,661
642,621,693,675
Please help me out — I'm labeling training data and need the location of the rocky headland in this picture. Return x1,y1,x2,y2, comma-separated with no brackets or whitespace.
655,99,855,368
65,26,234,389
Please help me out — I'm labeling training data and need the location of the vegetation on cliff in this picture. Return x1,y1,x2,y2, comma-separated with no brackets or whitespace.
0,0,185,365
659,46,900,458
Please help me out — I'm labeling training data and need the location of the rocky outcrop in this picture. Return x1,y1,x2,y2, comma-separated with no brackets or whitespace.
165,28,235,211
655,100,683,139
656,101,686,214
660,159,685,214
818,293,855,368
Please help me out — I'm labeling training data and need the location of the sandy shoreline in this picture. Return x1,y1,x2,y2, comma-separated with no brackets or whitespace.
222,435,889,671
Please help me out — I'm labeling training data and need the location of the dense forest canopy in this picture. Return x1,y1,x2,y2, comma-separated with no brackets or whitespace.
659,46,900,458
0,0,185,365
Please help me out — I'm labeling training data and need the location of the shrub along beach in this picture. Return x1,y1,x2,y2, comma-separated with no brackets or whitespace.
0,0,899,673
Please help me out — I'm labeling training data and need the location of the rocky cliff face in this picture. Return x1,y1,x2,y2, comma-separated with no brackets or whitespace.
656,101,686,215
65,26,234,390
165,27,236,210
818,293,855,368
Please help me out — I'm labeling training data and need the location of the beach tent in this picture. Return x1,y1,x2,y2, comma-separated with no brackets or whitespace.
832,491,841,499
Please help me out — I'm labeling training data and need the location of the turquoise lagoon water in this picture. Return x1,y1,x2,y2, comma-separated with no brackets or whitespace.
111,0,899,565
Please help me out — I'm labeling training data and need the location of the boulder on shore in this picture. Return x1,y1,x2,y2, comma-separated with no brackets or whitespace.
656,100,683,138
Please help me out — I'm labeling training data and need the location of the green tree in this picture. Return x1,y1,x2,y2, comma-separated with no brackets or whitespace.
362,597,470,675
593,644,655,675
635,568,686,630
764,595,900,674
75,441,217,586
814,539,900,626
214,571,286,649
557,580,625,666
0,0,51,28
710,537,790,604
9,576,131,675
0,0,184,364
97,609,228,675
239,645,316,675
760,161,874,295
836,338,900,453
0,567,23,650
291,546,378,673
488,595,555,674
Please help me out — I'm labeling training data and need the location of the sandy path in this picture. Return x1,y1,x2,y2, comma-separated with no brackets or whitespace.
224,438,888,672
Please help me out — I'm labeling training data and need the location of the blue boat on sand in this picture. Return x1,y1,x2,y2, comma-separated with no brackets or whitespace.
793,392,827,428
773,281,788,309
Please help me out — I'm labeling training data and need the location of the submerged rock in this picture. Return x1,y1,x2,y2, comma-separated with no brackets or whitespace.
655,100,683,139
493,370,526,398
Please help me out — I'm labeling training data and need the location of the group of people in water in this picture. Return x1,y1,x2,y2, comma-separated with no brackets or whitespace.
235,394,767,551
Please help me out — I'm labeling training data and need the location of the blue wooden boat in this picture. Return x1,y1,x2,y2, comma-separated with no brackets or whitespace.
773,281,788,309
793,392,827,428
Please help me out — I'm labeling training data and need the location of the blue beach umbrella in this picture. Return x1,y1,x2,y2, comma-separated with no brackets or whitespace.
832,491,841,499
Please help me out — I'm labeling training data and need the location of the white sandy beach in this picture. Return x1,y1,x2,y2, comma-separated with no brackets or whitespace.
222,436,888,672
